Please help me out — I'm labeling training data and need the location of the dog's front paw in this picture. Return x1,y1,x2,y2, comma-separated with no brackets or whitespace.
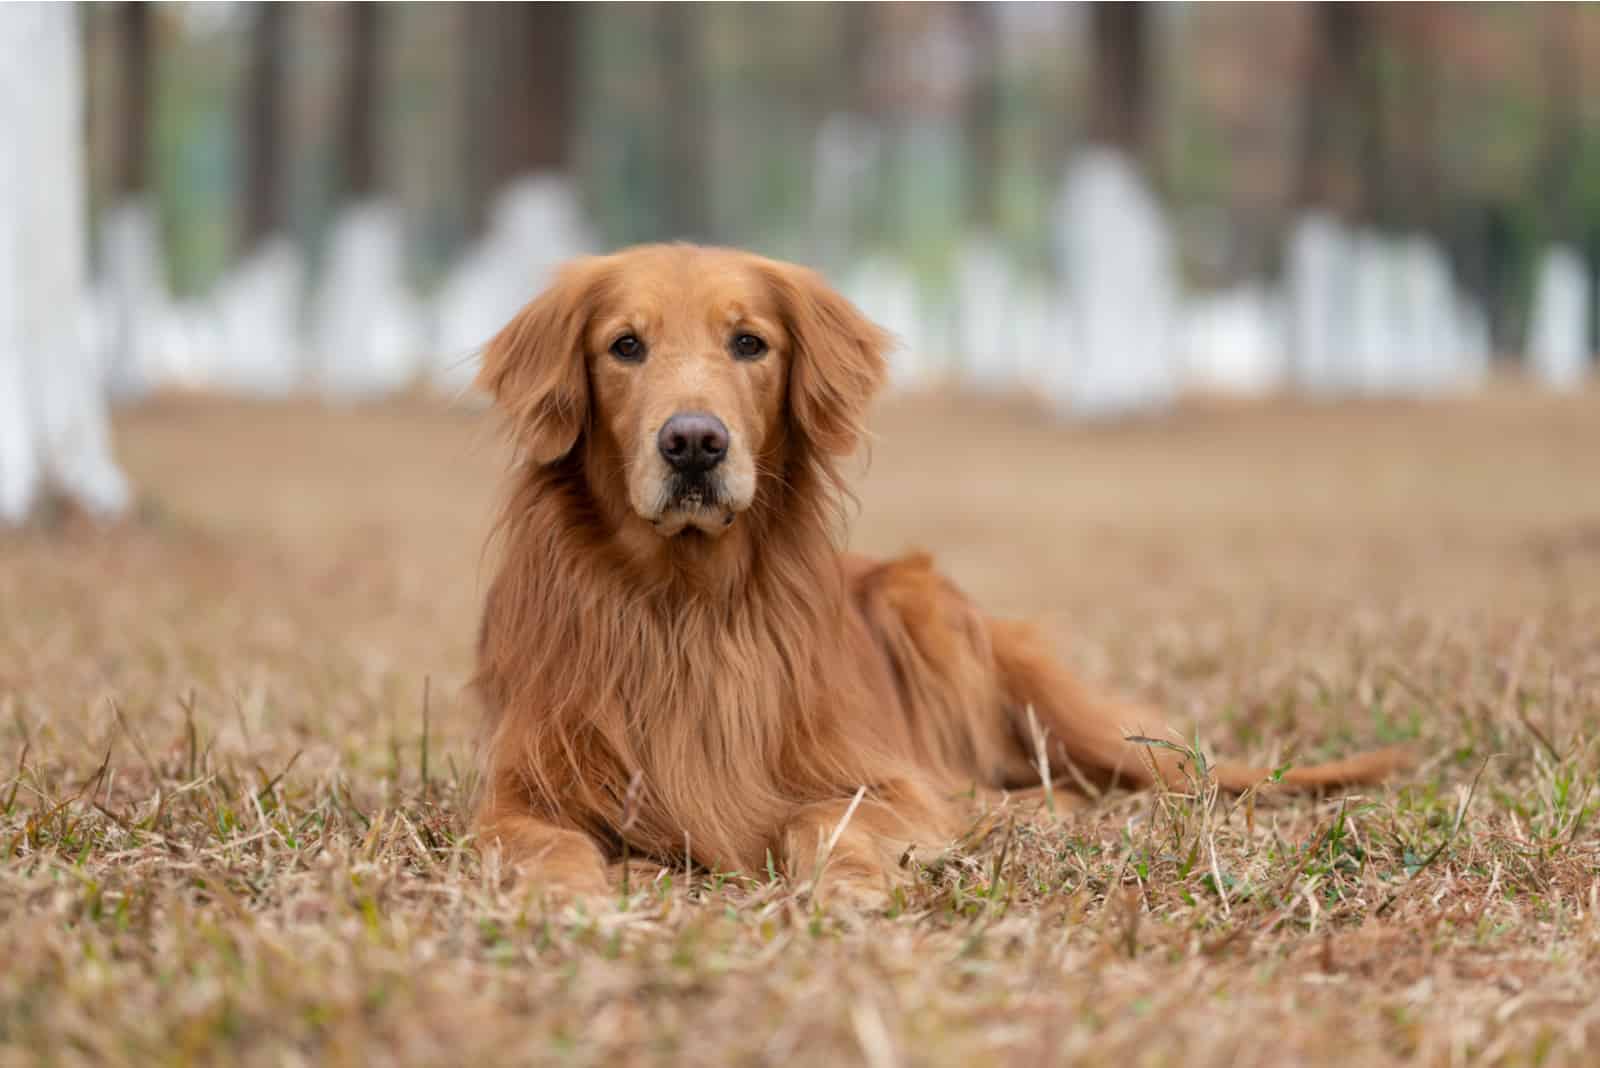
523,856,612,893
808,869,897,914
478,815,614,905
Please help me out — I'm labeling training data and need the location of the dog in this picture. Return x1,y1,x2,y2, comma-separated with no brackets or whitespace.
471,244,1409,897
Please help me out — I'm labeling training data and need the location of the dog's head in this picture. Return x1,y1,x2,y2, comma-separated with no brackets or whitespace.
478,245,889,539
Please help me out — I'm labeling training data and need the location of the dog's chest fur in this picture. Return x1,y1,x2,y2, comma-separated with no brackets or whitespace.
606,607,814,869
481,529,855,873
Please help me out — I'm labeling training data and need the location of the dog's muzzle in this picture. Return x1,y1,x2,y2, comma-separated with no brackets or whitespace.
649,410,740,536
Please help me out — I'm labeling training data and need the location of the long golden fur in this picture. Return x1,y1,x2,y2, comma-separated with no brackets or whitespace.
472,244,1409,897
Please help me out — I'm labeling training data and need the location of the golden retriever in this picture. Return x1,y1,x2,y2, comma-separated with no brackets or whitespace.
472,244,1408,898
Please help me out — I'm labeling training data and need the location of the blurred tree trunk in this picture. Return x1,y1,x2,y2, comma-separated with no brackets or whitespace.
1385,6,1447,237
240,3,287,252
462,3,576,235
1294,2,1375,223
657,4,709,241
338,3,380,200
961,2,1002,229
1535,4,1592,365
1536,5,1582,240
100,1,166,398
1352,14,1392,230
1061,2,1178,416
460,7,495,237
0,5,130,522
495,3,576,187
1087,3,1149,162
836,3,877,118
113,2,151,199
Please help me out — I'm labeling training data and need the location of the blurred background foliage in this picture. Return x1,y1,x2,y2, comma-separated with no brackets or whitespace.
71,3,1600,381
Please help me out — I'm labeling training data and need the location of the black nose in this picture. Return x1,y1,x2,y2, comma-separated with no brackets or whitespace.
657,411,729,474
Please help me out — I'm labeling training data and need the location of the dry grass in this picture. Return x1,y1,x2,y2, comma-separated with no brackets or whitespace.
4,386,1599,1066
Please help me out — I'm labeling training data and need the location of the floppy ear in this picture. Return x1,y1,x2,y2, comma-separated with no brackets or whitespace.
475,260,604,464
764,262,891,457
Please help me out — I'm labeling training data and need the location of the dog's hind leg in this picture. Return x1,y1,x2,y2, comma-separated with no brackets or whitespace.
987,618,1412,794
777,777,956,905
987,618,1180,791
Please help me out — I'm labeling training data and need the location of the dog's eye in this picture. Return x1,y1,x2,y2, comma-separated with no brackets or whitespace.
610,334,645,362
731,333,767,360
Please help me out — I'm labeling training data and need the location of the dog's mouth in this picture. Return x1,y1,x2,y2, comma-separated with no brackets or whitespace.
649,475,740,537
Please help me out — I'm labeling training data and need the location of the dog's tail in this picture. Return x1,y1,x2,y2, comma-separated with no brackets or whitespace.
990,619,1412,794
1208,744,1413,792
